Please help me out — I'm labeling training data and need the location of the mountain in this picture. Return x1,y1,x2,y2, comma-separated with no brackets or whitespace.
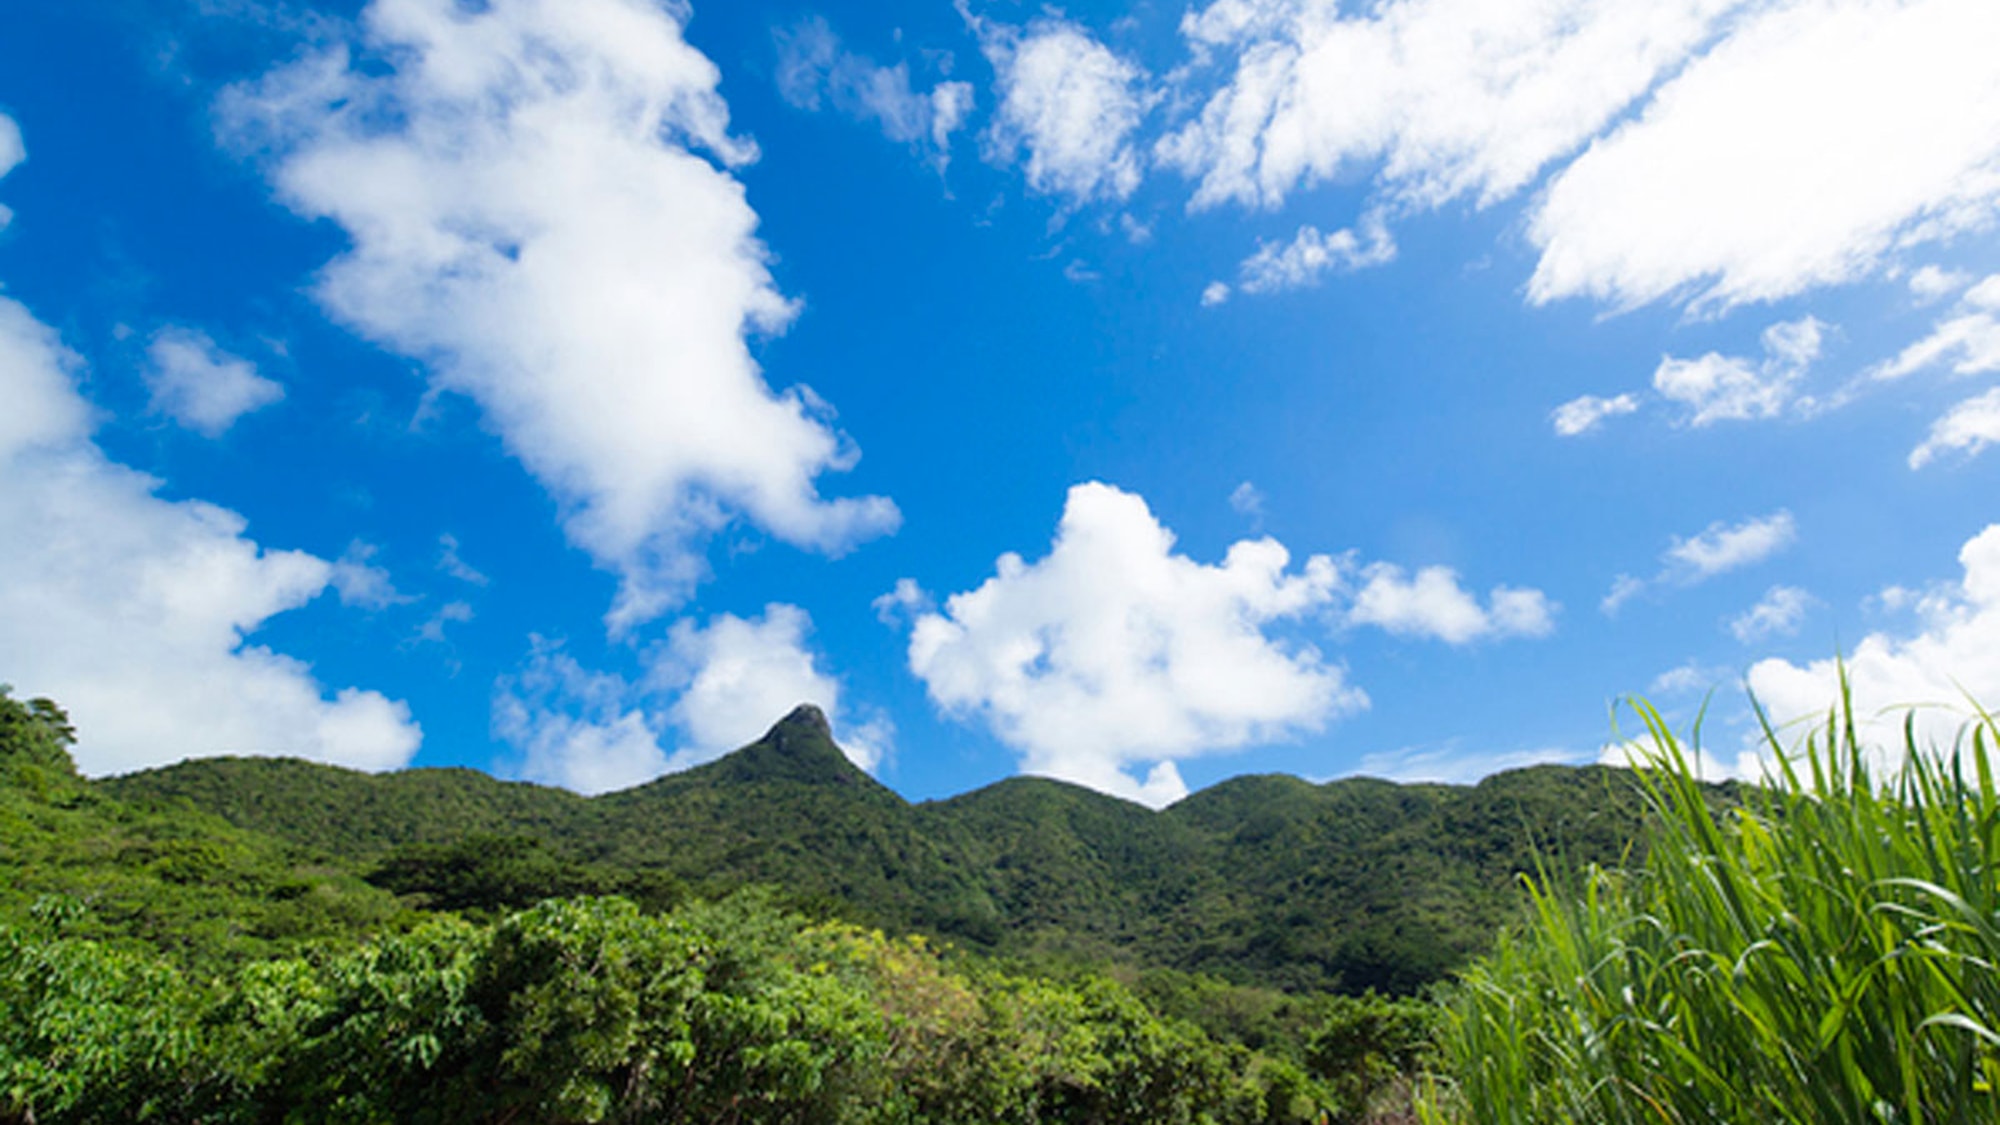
103,704,1668,992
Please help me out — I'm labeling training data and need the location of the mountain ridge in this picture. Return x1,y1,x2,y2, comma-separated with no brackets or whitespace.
103,704,1669,992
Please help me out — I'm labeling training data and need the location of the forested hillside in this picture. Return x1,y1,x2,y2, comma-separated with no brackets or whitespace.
0,688,1441,1124
105,703,1670,993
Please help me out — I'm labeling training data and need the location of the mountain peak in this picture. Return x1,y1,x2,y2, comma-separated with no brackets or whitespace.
777,702,832,738
701,703,869,789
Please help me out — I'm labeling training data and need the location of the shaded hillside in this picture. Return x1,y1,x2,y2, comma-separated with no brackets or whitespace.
0,690,411,969
107,704,1670,992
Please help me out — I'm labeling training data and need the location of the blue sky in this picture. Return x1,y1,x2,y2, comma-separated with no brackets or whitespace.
3,0,1998,805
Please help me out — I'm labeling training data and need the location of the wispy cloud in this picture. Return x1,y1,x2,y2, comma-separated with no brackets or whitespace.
775,16,973,172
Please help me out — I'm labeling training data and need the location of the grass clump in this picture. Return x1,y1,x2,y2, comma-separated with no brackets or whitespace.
1424,687,2000,1124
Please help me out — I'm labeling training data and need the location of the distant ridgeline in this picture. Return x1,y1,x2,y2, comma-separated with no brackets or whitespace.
95,702,1672,994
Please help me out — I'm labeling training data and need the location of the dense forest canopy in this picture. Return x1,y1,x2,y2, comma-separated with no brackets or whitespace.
99,702,1672,995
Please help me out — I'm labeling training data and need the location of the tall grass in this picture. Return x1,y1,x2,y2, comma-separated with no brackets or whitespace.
1422,687,2000,1124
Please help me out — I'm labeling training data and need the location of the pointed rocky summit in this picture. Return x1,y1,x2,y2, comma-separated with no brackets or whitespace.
700,703,869,788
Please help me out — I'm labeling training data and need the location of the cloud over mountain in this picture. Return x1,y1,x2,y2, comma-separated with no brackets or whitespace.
0,119,419,775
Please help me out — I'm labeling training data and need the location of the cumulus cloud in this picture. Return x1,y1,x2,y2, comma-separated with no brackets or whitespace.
892,482,1556,806
775,16,974,171
0,135,419,776
1529,0,2000,311
223,0,898,632
1229,216,1396,298
1910,386,2000,468
1729,584,1814,642
1551,392,1640,436
1909,264,1973,302
899,482,1355,806
494,643,668,795
1605,510,1798,612
653,604,888,773
1159,0,1738,212
1347,563,1557,644
1652,317,1827,426
143,326,284,436
1747,523,2000,767
495,605,883,794
1666,510,1798,579
975,13,1153,205
1875,274,2000,381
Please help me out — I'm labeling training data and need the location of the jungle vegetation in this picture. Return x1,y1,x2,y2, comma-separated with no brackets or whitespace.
23,681,1996,1123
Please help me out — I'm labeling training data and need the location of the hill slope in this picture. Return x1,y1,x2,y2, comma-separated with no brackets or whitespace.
106,705,1664,991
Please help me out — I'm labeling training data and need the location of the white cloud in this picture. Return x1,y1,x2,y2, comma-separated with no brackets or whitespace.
1652,316,1826,426
1729,584,1814,642
1601,573,1646,615
1201,280,1232,306
1605,510,1797,612
1910,386,2000,468
1747,523,2000,767
223,0,898,633
436,532,488,586
0,124,418,777
1650,659,1730,696
1228,480,1265,519
1347,563,1557,644
1159,0,1739,212
495,604,883,794
1666,510,1797,579
775,17,974,171
1353,741,1585,785
0,113,21,230
143,326,284,436
1909,264,1972,302
977,15,1152,205
1232,216,1395,297
415,599,474,645
1551,392,1640,436
494,642,667,795
872,576,931,624
0,243,417,778
900,482,1359,807
328,540,409,610
1599,733,1761,781
893,482,1557,805
1875,274,2000,381
653,604,886,773
1529,0,2000,311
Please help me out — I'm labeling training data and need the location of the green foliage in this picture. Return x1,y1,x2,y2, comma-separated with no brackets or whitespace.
0,687,80,796
0,911,219,1124
366,834,612,916
1423,693,2000,1124
1304,992,1436,1123
107,708,1665,996
0,892,1384,1125
0,693,413,973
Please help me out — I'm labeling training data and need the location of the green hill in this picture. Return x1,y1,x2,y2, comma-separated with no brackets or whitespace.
103,702,1667,992
0,690,411,970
